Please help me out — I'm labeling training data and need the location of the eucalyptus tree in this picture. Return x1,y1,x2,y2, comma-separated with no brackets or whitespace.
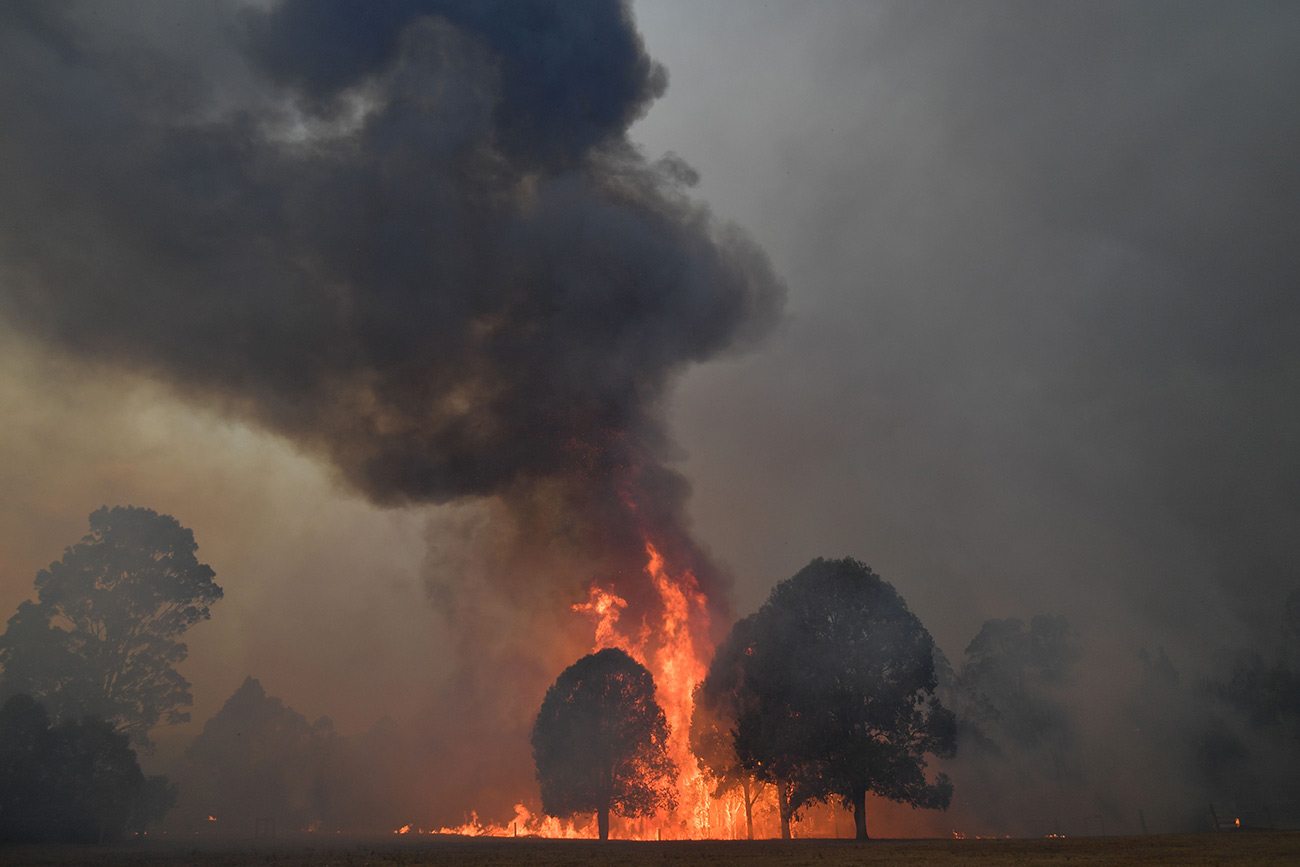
0,506,222,747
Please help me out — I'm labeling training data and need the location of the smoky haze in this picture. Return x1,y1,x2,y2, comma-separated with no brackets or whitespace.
635,0,1300,835
1,0,1298,839
0,0,782,826
644,0,1300,648
0,0,781,604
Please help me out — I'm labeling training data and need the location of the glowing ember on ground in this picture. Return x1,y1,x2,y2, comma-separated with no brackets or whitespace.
433,804,594,838
395,825,410,835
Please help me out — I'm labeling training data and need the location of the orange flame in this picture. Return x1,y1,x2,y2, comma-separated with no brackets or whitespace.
571,540,717,838
425,530,773,838
431,803,597,838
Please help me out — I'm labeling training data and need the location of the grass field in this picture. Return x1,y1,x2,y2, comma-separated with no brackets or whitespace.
3,832,1298,867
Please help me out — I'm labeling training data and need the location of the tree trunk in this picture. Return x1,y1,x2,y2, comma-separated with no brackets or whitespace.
598,804,610,840
852,784,870,840
777,777,792,840
742,775,754,840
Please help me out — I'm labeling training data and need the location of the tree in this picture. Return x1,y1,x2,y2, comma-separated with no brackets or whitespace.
691,614,768,839
180,677,341,833
531,648,677,840
0,506,223,747
956,615,1080,764
1196,587,1300,804
735,557,955,840
0,693,174,843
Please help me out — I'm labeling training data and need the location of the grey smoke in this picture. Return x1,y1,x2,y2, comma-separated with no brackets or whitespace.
0,1,781,613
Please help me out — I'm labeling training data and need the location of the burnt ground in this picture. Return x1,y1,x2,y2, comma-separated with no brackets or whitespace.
2,833,1298,867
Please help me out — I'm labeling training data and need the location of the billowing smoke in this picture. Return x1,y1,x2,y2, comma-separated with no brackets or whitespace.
0,0,779,566
0,0,781,824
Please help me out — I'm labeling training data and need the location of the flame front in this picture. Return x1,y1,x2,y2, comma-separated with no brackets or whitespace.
411,523,778,839
424,538,730,840
574,541,713,838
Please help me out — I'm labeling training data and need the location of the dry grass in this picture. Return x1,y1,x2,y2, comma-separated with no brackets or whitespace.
3,832,1297,867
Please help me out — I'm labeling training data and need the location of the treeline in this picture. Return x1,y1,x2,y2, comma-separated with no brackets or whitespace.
0,695,172,843
170,676,427,834
0,507,427,842
3,506,1299,841
530,557,1300,839
0,506,217,844
523,559,1083,841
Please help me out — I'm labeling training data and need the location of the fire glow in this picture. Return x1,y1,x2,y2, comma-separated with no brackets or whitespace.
430,536,757,840
574,541,713,838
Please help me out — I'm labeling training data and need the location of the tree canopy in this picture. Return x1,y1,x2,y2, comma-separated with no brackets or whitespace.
956,614,1080,756
532,647,676,839
0,693,173,843
180,676,341,833
732,557,955,840
0,506,222,747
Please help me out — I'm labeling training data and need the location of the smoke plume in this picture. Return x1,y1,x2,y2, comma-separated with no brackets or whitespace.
0,0,783,823
0,0,779,574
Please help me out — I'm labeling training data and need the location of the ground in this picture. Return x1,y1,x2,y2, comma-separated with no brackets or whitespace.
2,833,1298,867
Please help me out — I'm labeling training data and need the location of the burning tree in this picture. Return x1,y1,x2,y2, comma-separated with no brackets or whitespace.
734,558,956,840
532,648,677,840
0,506,222,747
690,614,767,839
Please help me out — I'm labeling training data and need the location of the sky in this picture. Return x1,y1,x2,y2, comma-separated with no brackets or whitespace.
631,0,1300,650
1,0,1298,833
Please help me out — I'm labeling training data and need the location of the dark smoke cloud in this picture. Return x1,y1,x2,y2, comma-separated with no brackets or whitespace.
248,0,668,170
0,0,780,544
0,1,782,825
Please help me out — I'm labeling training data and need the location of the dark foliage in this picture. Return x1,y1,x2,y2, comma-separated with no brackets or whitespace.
0,693,173,843
1194,587,1300,806
733,557,955,840
170,678,427,835
0,506,222,748
956,615,1080,760
1209,651,1300,739
934,614,1084,834
1208,587,1300,741
179,677,340,833
532,648,676,839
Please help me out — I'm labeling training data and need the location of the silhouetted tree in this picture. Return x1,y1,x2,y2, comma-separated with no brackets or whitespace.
691,614,767,839
532,648,676,840
735,557,956,840
0,506,222,747
180,677,340,833
1211,586,1300,741
0,693,174,843
1197,587,1300,805
937,614,1083,834
956,615,1080,765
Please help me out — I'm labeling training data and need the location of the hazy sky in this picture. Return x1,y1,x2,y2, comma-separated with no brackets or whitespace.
1,0,1297,781
632,0,1300,657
